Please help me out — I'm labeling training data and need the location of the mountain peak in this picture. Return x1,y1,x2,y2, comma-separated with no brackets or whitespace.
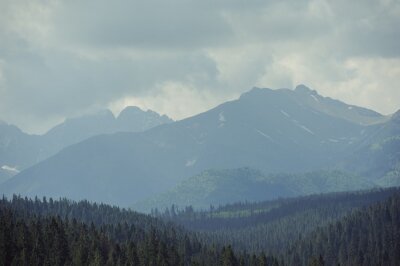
239,87,275,100
241,85,318,100
294,84,317,95
118,106,173,122
118,106,144,118
391,109,400,123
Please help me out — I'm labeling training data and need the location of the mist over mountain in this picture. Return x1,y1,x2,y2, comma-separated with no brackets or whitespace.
1,85,396,207
0,107,172,183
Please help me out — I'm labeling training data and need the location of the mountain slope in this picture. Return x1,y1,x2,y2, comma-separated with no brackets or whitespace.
0,86,392,206
338,109,400,182
291,85,387,125
0,122,42,171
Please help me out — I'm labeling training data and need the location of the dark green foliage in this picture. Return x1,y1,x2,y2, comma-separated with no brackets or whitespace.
162,188,399,253
286,194,400,266
1,189,400,265
160,188,400,265
0,195,278,266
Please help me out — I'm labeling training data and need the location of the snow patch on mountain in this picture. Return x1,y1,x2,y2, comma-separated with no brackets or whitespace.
1,165,19,174
185,159,197,167
298,124,315,135
219,112,226,122
218,112,226,128
280,110,290,118
292,120,315,135
310,94,319,102
255,129,274,142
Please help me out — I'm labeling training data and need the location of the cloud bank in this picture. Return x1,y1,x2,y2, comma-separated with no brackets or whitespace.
0,0,399,133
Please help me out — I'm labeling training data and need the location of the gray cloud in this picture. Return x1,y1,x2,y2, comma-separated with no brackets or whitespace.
0,0,399,133
52,1,235,49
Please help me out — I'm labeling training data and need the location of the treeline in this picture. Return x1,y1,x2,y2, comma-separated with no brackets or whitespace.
159,188,399,253
0,195,280,266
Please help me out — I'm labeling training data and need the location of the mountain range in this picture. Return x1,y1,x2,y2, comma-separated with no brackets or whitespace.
0,107,172,182
0,85,399,208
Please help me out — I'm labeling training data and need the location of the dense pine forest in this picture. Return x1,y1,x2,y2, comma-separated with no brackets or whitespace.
285,195,400,265
1,188,400,265
160,188,399,251
0,195,279,266
159,188,400,265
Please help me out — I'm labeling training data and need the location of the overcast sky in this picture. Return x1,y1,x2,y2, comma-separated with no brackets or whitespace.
1,0,399,134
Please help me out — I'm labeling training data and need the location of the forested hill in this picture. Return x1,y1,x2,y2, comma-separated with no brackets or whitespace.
158,188,400,265
136,169,375,212
1,190,399,265
160,188,399,232
0,195,279,266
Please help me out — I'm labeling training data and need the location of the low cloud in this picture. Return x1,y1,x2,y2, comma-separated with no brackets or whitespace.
0,0,399,133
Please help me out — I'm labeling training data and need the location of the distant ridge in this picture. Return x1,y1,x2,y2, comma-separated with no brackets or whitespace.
1,85,397,207
0,106,172,177
133,168,375,211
